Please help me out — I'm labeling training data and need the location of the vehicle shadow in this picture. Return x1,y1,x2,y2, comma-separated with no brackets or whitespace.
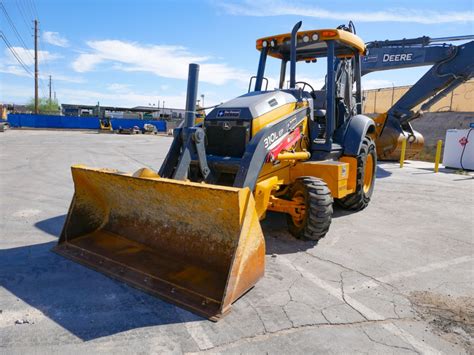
4,206,354,341
34,214,66,237
376,165,392,178
1,217,202,341
411,166,473,177
262,212,318,255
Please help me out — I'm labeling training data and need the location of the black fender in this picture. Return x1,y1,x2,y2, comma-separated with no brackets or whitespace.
342,115,376,156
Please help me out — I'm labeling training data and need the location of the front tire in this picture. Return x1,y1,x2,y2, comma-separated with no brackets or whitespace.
286,177,333,241
337,137,376,211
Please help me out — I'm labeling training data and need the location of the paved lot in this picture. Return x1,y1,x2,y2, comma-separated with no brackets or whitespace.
0,130,472,354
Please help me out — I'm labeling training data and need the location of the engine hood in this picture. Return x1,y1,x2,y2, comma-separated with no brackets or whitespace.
207,90,297,120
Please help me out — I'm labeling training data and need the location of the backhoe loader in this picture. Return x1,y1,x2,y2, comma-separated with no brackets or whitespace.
54,22,377,320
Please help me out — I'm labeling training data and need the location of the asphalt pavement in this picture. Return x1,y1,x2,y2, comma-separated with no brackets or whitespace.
0,130,472,354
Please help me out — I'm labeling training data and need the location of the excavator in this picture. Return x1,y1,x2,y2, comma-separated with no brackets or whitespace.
361,35,474,160
55,22,383,320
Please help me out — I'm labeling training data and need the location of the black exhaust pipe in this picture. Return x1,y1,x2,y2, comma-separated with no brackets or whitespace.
290,21,302,89
184,63,199,128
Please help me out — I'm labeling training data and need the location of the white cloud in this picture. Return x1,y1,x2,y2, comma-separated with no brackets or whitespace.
3,47,61,67
71,40,250,85
217,0,474,24
47,73,85,84
0,65,31,78
72,53,104,72
58,87,187,108
43,31,69,47
0,82,227,109
0,47,84,83
107,83,131,92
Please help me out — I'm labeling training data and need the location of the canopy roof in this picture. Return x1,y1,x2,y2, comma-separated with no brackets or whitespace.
256,29,366,61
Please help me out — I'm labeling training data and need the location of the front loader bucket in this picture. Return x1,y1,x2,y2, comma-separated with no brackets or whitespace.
53,166,265,320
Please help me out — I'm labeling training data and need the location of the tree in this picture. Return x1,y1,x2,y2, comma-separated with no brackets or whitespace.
26,97,61,115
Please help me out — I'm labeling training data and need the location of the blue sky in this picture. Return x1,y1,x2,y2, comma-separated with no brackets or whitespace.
1,0,473,108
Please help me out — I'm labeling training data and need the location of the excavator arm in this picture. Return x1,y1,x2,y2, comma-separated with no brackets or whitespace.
361,35,474,159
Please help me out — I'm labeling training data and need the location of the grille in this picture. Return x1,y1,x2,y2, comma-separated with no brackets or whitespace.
205,121,250,158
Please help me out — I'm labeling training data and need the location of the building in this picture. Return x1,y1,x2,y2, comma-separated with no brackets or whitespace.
131,106,186,119
61,104,185,120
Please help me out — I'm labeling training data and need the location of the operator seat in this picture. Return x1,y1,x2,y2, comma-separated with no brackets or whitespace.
311,90,327,139
312,90,327,112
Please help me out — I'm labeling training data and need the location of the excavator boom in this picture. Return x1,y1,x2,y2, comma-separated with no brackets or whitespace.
362,35,474,159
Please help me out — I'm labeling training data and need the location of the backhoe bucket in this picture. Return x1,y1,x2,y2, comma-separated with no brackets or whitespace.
54,166,265,320
376,126,424,161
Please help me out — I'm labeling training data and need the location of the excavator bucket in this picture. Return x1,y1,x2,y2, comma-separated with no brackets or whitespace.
376,125,424,160
373,114,425,161
53,165,265,320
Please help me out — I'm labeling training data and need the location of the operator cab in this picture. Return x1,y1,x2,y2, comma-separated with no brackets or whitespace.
253,23,366,158
200,23,369,185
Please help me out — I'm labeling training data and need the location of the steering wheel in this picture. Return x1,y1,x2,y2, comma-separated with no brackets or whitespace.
295,81,315,93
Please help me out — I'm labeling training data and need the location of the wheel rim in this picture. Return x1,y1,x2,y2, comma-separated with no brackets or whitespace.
291,191,306,227
363,153,374,194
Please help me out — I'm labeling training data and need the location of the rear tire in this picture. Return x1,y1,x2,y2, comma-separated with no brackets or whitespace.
337,137,376,211
286,177,333,241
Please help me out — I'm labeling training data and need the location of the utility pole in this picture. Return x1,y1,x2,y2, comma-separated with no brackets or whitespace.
34,19,39,114
49,75,52,104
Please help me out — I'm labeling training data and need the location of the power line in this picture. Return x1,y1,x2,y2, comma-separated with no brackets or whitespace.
21,0,35,21
37,29,53,96
27,0,38,19
0,31,33,77
2,0,47,100
0,2,34,62
15,0,34,36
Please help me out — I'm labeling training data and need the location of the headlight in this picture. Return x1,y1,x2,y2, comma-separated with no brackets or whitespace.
312,33,319,41
303,35,310,43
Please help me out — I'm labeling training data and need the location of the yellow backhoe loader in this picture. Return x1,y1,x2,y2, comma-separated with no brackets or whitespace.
54,22,378,320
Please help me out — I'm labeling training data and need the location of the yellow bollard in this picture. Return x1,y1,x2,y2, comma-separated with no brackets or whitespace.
434,139,443,173
399,137,407,168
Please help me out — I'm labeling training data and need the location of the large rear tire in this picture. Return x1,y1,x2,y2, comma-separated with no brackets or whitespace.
337,137,376,211
286,177,333,241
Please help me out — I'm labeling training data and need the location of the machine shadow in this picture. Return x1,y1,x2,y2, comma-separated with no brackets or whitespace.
34,214,67,237
262,212,318,255
15,203,358,341
0,240,198,341
376,165,392,178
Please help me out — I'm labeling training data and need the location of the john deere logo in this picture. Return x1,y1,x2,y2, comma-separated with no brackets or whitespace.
217,109,241,118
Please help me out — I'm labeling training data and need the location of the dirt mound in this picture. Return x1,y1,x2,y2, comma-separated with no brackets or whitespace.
410,291,473,352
